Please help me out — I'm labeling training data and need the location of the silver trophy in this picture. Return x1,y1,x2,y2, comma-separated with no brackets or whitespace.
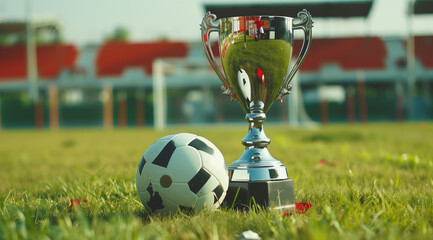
201,10,313,210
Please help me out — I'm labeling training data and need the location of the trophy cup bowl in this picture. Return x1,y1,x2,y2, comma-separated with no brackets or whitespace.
201,10,313,210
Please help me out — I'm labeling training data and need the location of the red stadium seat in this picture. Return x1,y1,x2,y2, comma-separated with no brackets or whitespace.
95,41,188,77
294,37,387,72
408,36,433,69
0,44,78,80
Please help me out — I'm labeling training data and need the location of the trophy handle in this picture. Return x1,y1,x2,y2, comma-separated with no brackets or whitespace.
277,9,313,102
200,12,235,99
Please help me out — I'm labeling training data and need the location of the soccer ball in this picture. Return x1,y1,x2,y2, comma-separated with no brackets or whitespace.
136,133,229,214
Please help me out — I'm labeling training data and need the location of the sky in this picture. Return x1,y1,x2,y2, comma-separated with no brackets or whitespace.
1,0,432,46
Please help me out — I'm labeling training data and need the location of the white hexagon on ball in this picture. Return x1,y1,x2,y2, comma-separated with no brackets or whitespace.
136,133,229,214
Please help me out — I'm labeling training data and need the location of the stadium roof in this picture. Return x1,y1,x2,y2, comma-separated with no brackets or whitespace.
414,0,433,14
204,0,374,19
0,19,61,34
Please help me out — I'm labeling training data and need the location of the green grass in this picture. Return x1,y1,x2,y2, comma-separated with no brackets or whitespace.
1,122,433,239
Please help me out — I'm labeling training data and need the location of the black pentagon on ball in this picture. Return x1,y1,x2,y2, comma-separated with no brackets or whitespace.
146,183,164,212
152,140,176,168
148,192,164,212
188,138,214,155
179,205,194,214
212,184,224,204
188,168,211,194
138,156,146,175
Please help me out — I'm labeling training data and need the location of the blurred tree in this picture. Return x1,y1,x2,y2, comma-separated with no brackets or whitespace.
0,29,61,46
0,32,26,46
36,28,63,44
105,26,130,42
0,33,7,45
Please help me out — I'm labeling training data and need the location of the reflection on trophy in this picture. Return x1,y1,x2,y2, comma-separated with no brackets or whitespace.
201,10,313,210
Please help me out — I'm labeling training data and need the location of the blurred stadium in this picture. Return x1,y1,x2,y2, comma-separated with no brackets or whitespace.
0,0,432,129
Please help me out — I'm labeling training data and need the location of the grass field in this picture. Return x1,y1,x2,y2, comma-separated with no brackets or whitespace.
1,122,433,239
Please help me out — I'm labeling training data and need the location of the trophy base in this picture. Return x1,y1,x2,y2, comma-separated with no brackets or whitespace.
223,178,295,211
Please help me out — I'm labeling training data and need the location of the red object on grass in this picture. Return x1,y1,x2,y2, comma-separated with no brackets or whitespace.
318,159,328,166
282,202,312,216
295,202,312,214
318,159,338,166
70,198,87,208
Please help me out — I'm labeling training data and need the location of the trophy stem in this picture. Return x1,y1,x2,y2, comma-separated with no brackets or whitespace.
242,101,270,149
228,101,288,182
